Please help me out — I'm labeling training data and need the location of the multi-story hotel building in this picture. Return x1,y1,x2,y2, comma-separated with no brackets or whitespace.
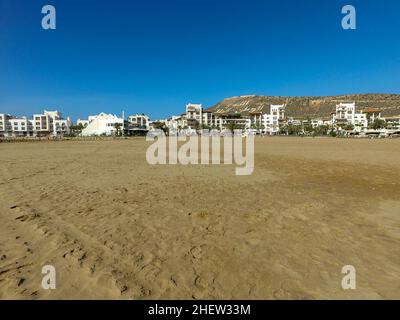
166,103,286,134
32,110,71,136
0,114,12,136
262,104,286,134
186,103,203,128
384,115,400,130
362,108,382,124
9,117,34,136
0,110,71,137
333,103,368,130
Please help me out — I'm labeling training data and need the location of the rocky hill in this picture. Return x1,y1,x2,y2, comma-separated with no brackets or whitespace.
206,94,400,119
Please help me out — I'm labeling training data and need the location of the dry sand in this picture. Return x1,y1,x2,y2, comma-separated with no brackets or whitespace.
0,137,399,299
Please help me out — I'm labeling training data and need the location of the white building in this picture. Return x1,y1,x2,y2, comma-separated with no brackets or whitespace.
32,110,58,133
167,110,219,131
128,114,150,129
287,117,302,126
384,115,400,130
335,103,355,123
218,116,251,130
310,118,332,128
150,102,287,134
0,114,27,137
0,114,12,137
0,110,71,137
202,111,215,128
362,108,382,125
9,117,34,136
333,103,367,130
262,104,286,134
186,103,203,128
81,113,124,136
53,119,72,135
31,110,72,136
165,115,186,131
0,114,10,136
167,102,287,134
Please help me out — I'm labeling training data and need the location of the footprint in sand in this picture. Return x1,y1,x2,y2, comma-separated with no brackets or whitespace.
15,213,40,222
190,246,203,260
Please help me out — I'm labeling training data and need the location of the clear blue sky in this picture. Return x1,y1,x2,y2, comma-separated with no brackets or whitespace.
1,0,400,120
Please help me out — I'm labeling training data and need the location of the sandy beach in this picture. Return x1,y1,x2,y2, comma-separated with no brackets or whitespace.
0,137,399,299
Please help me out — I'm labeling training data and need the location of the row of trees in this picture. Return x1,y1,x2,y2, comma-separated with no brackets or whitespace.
278,119,388,136
67,117,389,137
152,121,388,138
279,124,333,136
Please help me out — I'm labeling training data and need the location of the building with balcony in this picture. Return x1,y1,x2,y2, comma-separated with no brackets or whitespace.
128,114,150,130
186,103,203,128
8,117,34,137
0,114,13,137
333,103,367,130
362,107,383,125
262,104,286,134
0,110,71,137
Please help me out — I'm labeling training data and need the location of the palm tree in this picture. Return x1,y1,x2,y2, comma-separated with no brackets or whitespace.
114,123,122,136
152,121,168,135
370,119,387,130
70,124,84,136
